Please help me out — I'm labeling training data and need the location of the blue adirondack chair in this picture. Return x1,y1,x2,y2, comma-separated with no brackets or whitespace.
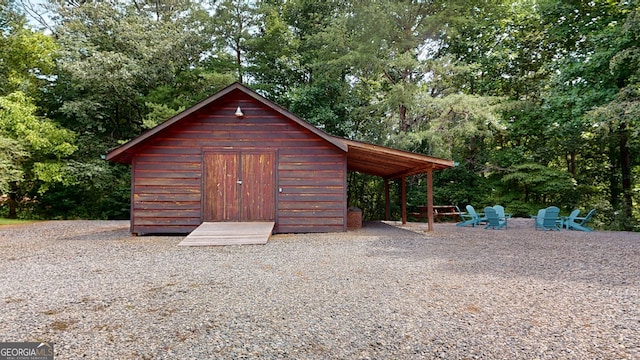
531,208,544,227
456,205,483,227
493,205,511,218
561,209,581,229
493,205,511,228
565,209,595,232
484,207,507,229
534,206,561,230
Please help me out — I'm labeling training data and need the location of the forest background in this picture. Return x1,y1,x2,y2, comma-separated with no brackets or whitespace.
1,0,638,231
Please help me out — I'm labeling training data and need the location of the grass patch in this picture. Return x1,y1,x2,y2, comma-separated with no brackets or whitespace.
0,218,39,226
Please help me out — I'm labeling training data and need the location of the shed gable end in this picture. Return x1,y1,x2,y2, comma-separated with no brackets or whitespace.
128,89,347,234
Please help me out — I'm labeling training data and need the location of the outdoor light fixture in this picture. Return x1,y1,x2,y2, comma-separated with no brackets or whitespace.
234,106,244,117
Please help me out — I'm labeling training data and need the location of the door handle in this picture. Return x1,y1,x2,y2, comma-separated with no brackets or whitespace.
237,180,242,185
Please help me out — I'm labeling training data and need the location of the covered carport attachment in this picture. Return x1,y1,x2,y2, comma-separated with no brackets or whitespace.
335,137,454,231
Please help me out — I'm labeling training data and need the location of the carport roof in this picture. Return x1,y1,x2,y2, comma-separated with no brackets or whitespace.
336,137,454,179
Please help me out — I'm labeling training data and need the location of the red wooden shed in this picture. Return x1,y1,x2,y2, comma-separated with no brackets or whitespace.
106,83,454,235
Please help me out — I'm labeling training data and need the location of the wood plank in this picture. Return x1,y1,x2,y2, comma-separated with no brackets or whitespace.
277,201,344,210
276,217,344,225
136,170,200,178
274,224,344,233
134,186,200,194
134,209,201,217
134,162,201,170
178,222,274,246
141,146,203,155
135,217,202,226
278,169,343,178
135,178,201,186
278,162,344,171
278,209,345,217
278,176,345,185
134,201,201,210
277,187,343,194
279,154,344,162
133,225,198,234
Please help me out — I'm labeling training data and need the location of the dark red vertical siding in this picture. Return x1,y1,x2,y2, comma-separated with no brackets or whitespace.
130,90,347,234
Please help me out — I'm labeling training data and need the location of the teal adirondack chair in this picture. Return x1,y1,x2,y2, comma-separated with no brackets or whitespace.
565,209,595,232
493,205,511,228
493,205,511,218
457,205,482,227
484,207,507,230
534,206,561,231
561,209,581,229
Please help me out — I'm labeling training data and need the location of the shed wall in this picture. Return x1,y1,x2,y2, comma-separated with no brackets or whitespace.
130,92,347,234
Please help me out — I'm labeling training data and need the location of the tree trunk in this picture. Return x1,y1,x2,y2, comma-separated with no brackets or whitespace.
399,104,408,132
608,140,620,213
236,47,243,83
567,152,576,176
7,183,18,219
468,135,477,169
619,121,633,231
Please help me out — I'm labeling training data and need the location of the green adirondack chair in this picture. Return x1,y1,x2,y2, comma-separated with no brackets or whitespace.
484,207,507,230
534,206,561,231
565,209,595,232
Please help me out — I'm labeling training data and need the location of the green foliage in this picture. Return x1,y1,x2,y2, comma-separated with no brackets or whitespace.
389,93,505,160
142,102,183,130
0,92,77,189
501,163,577,208
52,0,227,143
246,0,305,101
432,166,491,208
287,80,354,137
33,161,131,219
1,0,637,230
211,0,258,83
0,90,77,218
0,92,76,156
347,172,387,221
0,136,27,194
0,3,56,98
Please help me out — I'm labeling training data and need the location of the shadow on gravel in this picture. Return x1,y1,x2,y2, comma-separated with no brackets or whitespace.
60,228,133,241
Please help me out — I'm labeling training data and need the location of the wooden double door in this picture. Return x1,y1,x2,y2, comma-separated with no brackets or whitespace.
203,152,276,222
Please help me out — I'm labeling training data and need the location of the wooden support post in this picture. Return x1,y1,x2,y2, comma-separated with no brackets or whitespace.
427,168,434,231
401,176,407,224
384,178,390,221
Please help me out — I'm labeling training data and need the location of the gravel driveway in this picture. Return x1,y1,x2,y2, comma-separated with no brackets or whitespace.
1,219,638,359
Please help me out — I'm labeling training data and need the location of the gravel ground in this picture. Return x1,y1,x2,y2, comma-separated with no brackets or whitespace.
0,219,638,359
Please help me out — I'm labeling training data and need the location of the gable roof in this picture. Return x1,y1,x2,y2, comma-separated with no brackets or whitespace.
106,82,347,164
106,82,454,178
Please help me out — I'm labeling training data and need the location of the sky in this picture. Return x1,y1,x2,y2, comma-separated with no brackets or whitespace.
18,0,54,31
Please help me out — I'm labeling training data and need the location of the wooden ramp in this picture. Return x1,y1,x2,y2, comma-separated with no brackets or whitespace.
178,222,275,246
